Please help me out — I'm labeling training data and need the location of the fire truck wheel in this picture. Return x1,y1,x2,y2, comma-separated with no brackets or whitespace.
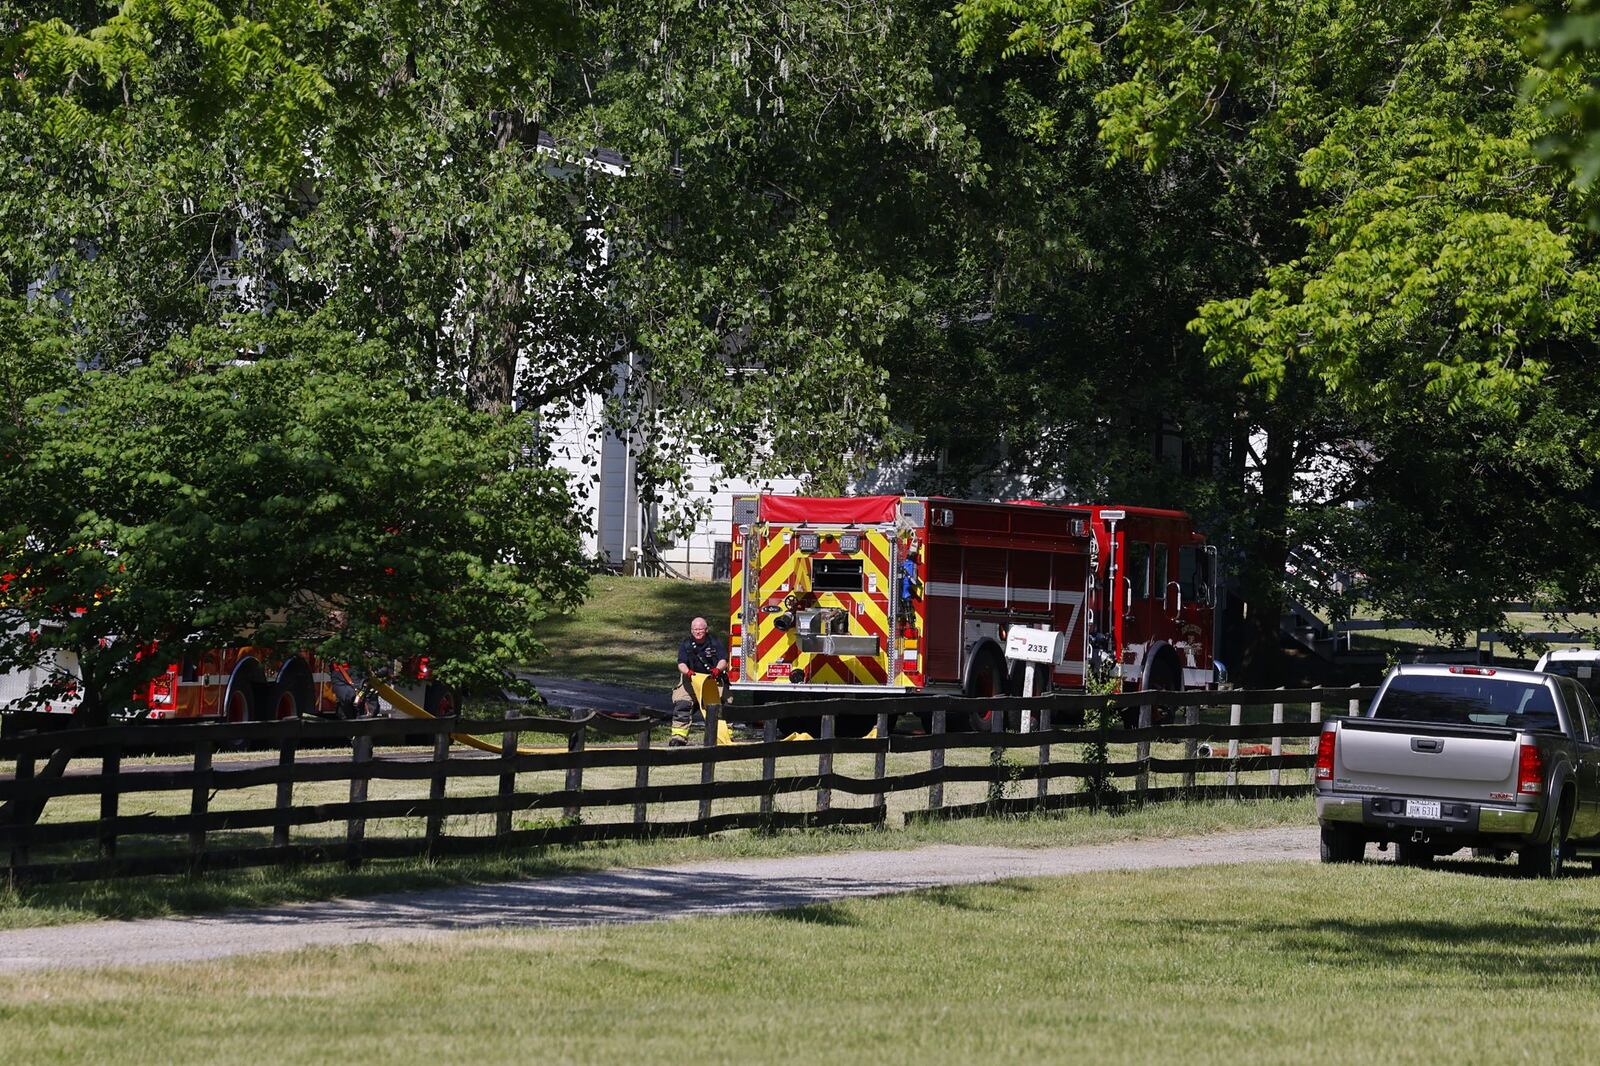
271,660,316,719
222,669,260,723
1147,651,1183,724
1121,653,1182,729
424,683,461,718
963,647,1009,732
259,680,300,720
1007,660,1050,699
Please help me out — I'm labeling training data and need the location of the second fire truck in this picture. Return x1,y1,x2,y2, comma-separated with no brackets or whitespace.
728,494,1218,727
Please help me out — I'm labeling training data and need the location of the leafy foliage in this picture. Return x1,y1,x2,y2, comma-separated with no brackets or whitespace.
10,0,1600,693
0,316,586,716
948,0,1600,667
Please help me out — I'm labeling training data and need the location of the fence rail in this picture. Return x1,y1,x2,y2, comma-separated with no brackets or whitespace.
1,685,1375,885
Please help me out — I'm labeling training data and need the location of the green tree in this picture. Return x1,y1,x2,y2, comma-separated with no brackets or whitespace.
2,0,945,537
949,0,1600,674
0,314,587,721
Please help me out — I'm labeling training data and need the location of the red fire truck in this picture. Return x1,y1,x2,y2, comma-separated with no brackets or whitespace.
727,495,1217,726
142,647,455,722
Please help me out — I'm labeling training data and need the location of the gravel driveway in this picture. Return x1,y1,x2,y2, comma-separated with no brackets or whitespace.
0,826,1318,972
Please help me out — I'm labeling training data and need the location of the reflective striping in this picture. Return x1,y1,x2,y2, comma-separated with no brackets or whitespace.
924,581,1084,607
752,525,895,689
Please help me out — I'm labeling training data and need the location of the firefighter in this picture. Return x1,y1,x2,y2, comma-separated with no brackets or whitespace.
330,660,369,719
670,616,728,746
325,606,372,719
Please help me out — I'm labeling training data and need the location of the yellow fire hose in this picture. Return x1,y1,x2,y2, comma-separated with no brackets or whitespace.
370,680,567,755
370,676,864,751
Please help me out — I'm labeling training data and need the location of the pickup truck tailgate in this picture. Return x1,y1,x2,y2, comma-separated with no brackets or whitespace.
1337,722,1519,801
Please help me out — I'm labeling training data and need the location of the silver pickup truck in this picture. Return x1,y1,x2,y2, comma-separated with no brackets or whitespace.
1315,663,1600,877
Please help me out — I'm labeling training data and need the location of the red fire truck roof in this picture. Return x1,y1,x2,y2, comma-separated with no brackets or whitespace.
757,495,901,524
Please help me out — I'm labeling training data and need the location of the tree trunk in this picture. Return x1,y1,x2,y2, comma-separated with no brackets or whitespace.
1239,419,1296,686
465,270,524,415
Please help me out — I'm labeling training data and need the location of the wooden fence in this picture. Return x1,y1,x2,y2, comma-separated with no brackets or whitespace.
0,685,1375,885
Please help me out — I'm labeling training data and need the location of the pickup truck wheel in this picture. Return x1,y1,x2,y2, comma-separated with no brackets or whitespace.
1517,806,1569,879
1319,824,1364,863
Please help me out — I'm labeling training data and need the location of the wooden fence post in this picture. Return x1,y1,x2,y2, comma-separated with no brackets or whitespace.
9,753,34,870
1135,703,1152,801
1348,682,1361,716
1227,703,1242,788
698,702,718,822
565,715,586,823
346,731,373,869
872,712,890,823
189,740,213,873
929,708,946,812
1182,703,1199,792
1036,707,1052,806
425,726,450,858
497,708,519,837
760,717,778,817
989,698,1005,808
100,744,122,862
816,714,834,814
272,732,295,852
1269,692,1285,787
633,725,651,827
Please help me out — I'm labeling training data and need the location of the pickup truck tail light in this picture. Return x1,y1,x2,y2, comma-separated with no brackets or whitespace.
1315,728,1337,781
1517,744,1543,795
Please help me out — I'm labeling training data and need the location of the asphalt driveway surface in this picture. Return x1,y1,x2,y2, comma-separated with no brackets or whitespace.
0,826,1319,972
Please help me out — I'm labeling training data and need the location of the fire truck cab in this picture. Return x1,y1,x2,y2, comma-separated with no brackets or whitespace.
728,495,1216,713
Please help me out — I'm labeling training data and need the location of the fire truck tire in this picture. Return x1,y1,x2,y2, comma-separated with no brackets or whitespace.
1146,649,1183,724
221,659,265,723
1007,660,1051,698
269,659,316,719
1121,648,1183,729
963,647,1009,732
258,680,298,720
424,683,461,718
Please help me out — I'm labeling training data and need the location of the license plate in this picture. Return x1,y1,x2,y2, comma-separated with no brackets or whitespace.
1406,800,1441,820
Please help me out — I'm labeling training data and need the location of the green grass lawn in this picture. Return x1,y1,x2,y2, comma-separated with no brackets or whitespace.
6,856,1600,1065
1348,611,1600,659
530,574,729,690
0,798,1313,930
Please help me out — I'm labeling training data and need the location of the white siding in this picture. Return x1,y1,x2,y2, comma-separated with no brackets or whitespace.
655,465,805,579
543,392,607,559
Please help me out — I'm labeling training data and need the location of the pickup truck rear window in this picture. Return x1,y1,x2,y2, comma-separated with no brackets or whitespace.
1373,675,1561,733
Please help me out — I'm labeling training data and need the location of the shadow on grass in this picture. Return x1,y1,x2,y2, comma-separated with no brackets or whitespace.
768,902,860,926
4,840,588,925
1167,906,1600,979
911,880,1039,914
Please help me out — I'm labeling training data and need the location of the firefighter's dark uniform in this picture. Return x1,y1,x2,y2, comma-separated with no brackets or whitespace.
671,633,727,744
330,662,366,719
